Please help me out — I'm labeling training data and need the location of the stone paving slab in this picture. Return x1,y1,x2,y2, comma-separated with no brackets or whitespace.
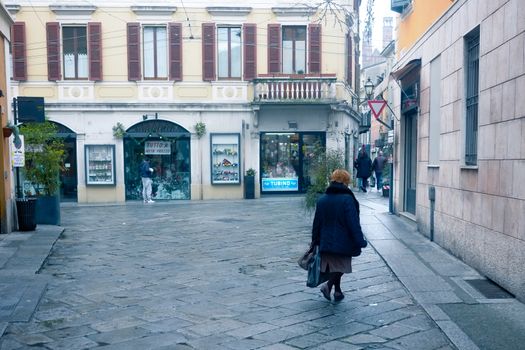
0,194,523,349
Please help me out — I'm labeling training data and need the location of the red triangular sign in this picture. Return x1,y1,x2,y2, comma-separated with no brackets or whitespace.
368,100,387,119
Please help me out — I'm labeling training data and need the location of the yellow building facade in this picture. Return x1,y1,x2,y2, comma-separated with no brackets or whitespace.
0,3,13,233
394,0,455,57
6,1,361,204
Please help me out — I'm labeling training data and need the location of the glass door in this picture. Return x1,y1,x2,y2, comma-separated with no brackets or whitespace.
299,133,324,192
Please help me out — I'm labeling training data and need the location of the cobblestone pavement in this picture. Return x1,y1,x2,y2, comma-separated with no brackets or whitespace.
0,196,454,350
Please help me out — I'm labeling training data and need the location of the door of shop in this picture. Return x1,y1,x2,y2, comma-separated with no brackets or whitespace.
404,111,417,214
54,122,77,202
124,120,191,200
260,132,325,193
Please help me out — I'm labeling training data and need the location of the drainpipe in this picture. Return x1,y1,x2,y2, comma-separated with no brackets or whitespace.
428,185,436,241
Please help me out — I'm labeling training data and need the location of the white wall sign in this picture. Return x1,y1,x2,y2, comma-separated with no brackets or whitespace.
10,135,25,167
145,141,171,155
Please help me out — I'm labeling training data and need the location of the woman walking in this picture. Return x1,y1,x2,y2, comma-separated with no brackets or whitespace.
311,169,367,301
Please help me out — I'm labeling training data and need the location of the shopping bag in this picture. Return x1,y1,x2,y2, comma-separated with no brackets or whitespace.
306,246,329,287
298,246,315,271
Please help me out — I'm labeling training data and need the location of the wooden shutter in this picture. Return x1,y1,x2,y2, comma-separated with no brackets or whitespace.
346,33,353,85
127,22,141,81
12,22,27,81
308,24,321,75
202,23,215,81
169,23,183,81
88,22,102,81
46,22,61,81
267,24,281,74
243,24,257,81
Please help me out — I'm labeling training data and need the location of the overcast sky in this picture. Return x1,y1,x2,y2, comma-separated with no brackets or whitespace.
359,1,397,51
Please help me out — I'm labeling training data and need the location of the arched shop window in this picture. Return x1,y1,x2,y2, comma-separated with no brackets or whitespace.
124,120,191,200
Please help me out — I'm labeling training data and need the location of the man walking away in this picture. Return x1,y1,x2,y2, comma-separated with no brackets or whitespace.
372,151,387,192
140,158,155,203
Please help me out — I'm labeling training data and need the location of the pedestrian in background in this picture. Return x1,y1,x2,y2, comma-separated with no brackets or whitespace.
311,169,368,301
372,151,387,192
139,157,155,203
354,145,372,192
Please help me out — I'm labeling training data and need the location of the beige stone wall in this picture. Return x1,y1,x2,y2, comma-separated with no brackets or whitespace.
393,0,525,301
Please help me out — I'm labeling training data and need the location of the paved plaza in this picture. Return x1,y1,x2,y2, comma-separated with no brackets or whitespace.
1,193,524,349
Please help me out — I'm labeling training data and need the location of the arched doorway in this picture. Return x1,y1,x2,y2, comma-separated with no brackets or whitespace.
51,122,77,202
124,120,191,200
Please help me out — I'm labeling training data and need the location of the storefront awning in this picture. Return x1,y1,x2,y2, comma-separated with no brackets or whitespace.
390,59,421,81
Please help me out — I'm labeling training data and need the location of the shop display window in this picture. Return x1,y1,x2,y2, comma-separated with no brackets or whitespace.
210,133,240,185
260,133,299,192
260,132,325,192
124,137,190,200
85,145,115,185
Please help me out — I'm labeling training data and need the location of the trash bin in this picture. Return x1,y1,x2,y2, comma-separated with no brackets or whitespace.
16,198,37,231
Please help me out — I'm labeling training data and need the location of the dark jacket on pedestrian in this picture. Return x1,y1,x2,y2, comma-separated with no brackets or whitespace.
139,160,153,178
372,155,387,173
354,152,372,179
312,182,368,257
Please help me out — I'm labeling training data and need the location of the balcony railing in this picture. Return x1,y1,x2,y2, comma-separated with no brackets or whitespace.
253,75,337,103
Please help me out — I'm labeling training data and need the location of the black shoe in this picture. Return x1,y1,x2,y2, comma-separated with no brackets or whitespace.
334,291,345,301
320,283,331,301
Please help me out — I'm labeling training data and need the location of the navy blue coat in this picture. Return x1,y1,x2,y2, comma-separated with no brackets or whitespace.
312,182,367,257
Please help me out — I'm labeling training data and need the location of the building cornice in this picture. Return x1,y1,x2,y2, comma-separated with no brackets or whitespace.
5,4,20,15
271,6,316,17
206,7,252,17
49,4,97,16
130,5,177,16
44,102,253,113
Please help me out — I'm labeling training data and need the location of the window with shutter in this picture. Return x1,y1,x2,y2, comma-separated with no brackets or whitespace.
169,23,183,81
346,33,352,86
202,23,216,81
143,26,168,79
243,24,257,81
63,26,88,79
46,22,61,81
217,26,241,80
267,24,281,74
12,22,27,81
282,26,306,74
308,24,321,74
127,23,141,81
88,22,102,81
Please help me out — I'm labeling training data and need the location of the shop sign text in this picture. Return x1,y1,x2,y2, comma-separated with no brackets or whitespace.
145,141,171,155
262,177,299,191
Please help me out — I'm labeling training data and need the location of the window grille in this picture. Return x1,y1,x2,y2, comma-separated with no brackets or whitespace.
465,28,479,165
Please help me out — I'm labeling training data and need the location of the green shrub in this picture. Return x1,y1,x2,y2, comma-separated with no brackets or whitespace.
304,143,346,211
20,122,65,196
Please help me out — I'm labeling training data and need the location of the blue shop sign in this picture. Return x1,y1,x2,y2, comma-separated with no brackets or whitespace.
262,178,299,191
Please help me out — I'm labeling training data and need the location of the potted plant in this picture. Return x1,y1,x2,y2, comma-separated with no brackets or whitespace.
244,168,256,199
19,121,65,225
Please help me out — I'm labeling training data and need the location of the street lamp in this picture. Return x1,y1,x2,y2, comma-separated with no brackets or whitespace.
364,77,374,100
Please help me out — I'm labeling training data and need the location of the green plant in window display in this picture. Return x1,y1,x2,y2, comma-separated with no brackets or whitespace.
246,168,256,176
194,122,206,139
